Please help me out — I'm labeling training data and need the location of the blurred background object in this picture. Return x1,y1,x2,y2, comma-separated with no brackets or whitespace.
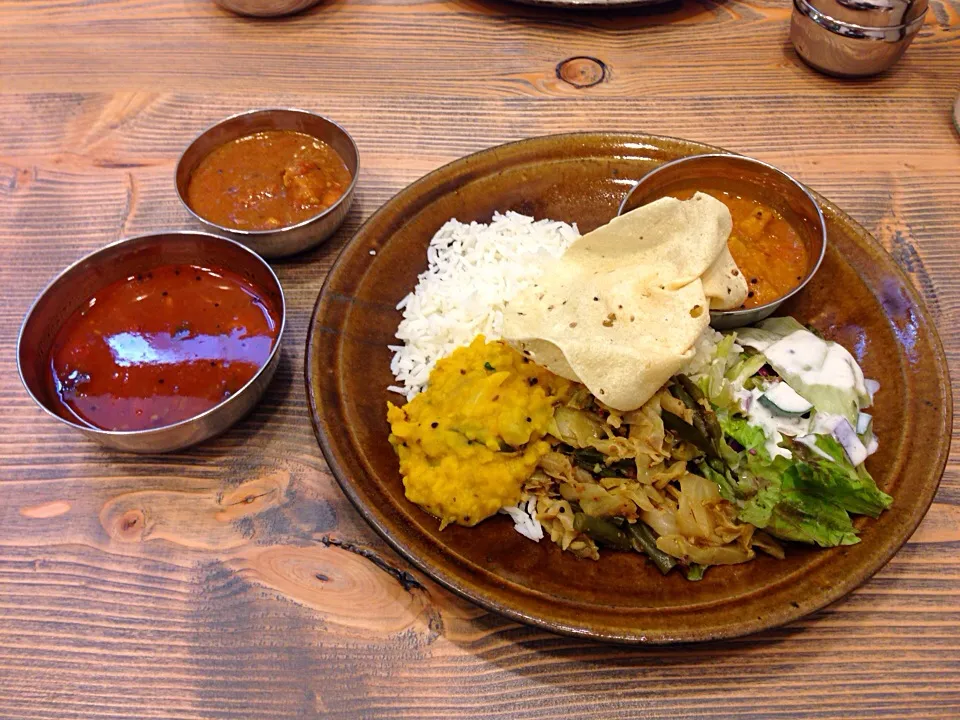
790,0,927,77
214,0,321,17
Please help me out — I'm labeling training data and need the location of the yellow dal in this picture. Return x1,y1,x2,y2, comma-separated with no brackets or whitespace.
387,336,570,528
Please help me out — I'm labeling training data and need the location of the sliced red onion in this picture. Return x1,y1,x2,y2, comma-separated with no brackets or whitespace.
832,417,868,467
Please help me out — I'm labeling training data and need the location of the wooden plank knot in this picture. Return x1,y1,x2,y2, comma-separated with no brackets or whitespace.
556,57,607,88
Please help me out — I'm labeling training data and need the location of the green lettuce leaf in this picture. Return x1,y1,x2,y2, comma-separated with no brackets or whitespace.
695,332,741,411
790,435,892,518
725,351,767,389
719,414,771,457
737,480,782,528
769,461,860,545
735,451,860,547
714,414,865,547
766,492,861,547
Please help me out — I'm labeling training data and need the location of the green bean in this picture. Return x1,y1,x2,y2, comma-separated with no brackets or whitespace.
703,411,723,449
573,513,633,551
599,459,635,478
676,373,706,405
569,448,633,477
625,522,677,575
701,458,739,502
685,563,706,581
665,375,721,460
670,382,697,410
677,373,723,447
662,409,718,459
571,447,605,470
691,413,719,459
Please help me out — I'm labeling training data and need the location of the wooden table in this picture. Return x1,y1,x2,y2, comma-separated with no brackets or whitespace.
2,1,958,717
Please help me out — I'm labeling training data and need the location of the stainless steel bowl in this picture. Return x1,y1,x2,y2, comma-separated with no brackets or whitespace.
790,0,927,77
617,154,827,330
175,108,359,259
214,0,321,16
17,231,286,453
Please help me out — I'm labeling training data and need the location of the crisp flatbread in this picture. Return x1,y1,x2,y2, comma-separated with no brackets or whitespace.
503,193,747,411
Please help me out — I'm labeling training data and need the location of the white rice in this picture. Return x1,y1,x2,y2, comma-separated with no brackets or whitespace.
388,211,579,400
500,496,544,541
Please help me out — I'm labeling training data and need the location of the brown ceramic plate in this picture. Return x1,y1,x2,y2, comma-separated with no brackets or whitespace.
306,133,951,643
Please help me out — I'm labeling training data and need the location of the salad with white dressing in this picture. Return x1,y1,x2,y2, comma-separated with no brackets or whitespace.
687,317,891,548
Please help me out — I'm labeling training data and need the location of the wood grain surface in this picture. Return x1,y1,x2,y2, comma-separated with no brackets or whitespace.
1,0,958,718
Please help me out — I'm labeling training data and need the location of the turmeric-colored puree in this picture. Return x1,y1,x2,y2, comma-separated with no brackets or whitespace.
672,188,810,309
387,336,570,529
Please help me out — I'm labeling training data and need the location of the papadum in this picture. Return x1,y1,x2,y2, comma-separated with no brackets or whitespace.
503,192,747,411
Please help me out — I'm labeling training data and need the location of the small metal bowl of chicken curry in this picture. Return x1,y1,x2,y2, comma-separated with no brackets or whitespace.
618,154,827,330
176,108,359,259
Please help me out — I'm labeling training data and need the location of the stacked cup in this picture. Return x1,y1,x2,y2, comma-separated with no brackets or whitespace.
790,0,928,77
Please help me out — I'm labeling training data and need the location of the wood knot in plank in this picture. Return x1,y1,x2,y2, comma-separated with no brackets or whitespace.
232,542,440,639
556,57,607,88
99,471,292,549
215,474,288,522
118,509,146,540
319,535,424,592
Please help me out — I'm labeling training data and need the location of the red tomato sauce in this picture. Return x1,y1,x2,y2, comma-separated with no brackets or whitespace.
46,264,280,432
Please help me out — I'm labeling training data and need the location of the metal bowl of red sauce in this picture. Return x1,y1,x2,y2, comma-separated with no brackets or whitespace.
618,154,827,329
175,108,359,259
17,231,286,453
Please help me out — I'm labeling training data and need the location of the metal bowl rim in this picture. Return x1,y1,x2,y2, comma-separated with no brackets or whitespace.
17,230,287,439
174,107,360,237
214,0,322,17
616,152,828,320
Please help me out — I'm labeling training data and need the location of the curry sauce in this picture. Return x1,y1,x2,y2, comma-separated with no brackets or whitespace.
186,130,352,231
671,188,810,309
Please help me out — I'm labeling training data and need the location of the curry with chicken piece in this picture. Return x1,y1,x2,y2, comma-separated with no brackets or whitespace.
186,130,351,231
